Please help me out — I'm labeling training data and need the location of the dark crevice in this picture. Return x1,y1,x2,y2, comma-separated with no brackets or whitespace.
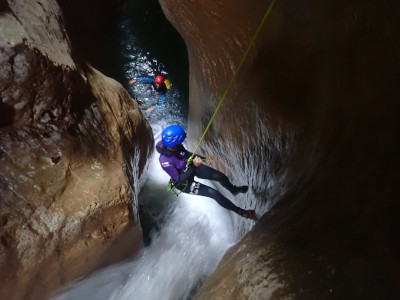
0,0,10,13
0,98,15,127
56,0,124,71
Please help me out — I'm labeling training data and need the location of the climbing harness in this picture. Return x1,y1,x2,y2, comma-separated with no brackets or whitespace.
168,0,277,194
167,179,189,196
167,158,209,196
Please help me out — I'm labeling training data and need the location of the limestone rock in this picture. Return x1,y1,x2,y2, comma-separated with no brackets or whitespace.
0,1,153,300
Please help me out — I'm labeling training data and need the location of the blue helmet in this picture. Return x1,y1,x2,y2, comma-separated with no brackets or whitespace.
162,125,186,147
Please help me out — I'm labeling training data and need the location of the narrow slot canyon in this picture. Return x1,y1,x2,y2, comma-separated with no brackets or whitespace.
1,0,399,300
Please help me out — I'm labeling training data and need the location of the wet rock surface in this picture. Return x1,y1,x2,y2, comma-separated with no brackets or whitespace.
160,0,400,299
0,1,153,300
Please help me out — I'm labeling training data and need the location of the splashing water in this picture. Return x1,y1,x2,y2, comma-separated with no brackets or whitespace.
52,121,238,300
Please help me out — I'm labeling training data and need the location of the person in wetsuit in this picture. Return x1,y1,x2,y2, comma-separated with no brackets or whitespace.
156,124,257,220
129,75,168,112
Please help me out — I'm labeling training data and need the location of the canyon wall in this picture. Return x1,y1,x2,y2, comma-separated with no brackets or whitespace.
0,1,153,299
160,0,400,299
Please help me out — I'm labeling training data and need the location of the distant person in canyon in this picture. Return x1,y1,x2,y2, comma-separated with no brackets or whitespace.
156,125,257,220
129,75,170,112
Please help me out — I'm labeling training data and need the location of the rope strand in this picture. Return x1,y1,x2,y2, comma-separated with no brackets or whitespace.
186,0,277,168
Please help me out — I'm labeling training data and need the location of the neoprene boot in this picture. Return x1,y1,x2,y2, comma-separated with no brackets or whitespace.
240,209,258,220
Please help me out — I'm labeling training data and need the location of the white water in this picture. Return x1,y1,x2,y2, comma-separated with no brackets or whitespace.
52,9,255,300
53,127,236,300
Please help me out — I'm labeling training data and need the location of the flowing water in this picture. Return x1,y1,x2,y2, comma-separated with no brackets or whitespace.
52,1,255,299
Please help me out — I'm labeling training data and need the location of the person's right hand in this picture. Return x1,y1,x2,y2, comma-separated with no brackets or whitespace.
129,79,136,84
193,156,202,167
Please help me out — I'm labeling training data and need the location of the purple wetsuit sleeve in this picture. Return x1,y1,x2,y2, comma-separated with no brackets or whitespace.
186,151,206,160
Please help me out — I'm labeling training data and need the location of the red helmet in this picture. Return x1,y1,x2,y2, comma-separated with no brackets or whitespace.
155,75,164,84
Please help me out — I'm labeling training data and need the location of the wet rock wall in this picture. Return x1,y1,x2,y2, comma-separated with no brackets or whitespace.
0,1,153,299
159,0,400,299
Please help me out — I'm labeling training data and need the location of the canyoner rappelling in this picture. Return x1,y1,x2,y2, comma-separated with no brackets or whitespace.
157,0,277,221
156,125,257,220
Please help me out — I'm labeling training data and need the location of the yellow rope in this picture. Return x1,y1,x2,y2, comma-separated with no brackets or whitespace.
187,0,277,165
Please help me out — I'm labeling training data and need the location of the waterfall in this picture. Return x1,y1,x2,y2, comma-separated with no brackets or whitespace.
52,146,236,300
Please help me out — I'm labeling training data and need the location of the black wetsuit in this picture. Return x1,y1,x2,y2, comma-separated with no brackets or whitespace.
151,81,167,95
156,140,248,216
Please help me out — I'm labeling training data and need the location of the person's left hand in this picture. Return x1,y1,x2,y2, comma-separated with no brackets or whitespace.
146,106,155,113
